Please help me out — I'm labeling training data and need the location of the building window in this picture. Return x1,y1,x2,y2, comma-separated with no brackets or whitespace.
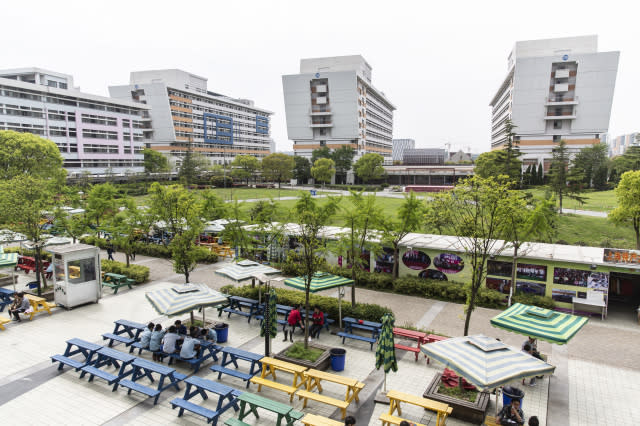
59,82,67,89
47,80,58,88
553,135,561,142
553,121,562,129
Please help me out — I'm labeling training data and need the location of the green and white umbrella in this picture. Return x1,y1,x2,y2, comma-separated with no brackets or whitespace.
375,313,398,392
0,247,18,291
490,303,588,345
145,283,229,323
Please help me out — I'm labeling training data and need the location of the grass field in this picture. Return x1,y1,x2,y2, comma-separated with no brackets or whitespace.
132,187,328,205
524,188,617,212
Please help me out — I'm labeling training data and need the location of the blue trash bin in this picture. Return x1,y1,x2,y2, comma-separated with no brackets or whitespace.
330,348,346,371
502,386,524,408
214,323,229,343
310,189,317,196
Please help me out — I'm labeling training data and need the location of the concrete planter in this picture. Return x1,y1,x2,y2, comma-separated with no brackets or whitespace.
0,275,18,287
423,374,490,425
274,341,332,371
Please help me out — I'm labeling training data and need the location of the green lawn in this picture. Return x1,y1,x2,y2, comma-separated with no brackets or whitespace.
524,188,617,212
555,214,636,249
131,187,327,206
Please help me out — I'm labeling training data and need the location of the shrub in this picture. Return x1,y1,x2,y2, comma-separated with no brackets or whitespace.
220,285,392,323
101,259,150,283
512,293,555,310
81,236,218,263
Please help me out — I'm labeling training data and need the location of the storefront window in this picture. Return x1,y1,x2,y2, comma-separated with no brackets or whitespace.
67,258,96,284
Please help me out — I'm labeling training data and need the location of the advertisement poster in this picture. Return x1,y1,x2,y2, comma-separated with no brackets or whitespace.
587,272,609,291
552,288,576,303
374,247,394,274
553,267,590,287
486,277,511,294
516,263,547,282
419,269,448,281
516,281,546,296
487,260,512,277
402,250,431,270
433,253,465,274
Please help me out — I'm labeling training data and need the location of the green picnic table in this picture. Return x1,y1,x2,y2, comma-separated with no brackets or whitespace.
235,392,304,426
102,273,135,294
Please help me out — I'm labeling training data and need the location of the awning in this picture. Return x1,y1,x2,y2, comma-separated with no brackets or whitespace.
215,259,280,282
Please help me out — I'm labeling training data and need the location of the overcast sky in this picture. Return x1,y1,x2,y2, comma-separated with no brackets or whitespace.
3,0,638,153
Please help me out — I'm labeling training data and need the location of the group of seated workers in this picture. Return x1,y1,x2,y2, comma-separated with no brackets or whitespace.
135,319,217,362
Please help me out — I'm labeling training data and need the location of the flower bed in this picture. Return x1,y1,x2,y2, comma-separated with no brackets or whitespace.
423,373,490,424
274,341,331,371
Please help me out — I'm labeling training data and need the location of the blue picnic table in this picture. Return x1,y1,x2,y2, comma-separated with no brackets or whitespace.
211,347,263,388
50,338,103,371
102,319,147,347
222,296,261,322
165,338,222,373
338,317,382,350
0,288,14,312
80,347,136,390
171,376,242,424
119,357,187,404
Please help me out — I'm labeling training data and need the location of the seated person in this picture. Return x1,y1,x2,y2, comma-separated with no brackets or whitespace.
309,306,324,339
522,337,538,353
200,327,217,342
45,263,53,279
284,304,304,342
179,330,201,360
162,326,180,355
523,343,543,386
139,322,154,349
498,399,524,425
9,292,31,322
174,320,187,335
528,416,539,426
149,324,165,361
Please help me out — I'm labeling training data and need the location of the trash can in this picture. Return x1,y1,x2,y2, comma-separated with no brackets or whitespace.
27,281,39,289
502,386,524,408
330,348,346,372
214,323,229,343
310,189,317,196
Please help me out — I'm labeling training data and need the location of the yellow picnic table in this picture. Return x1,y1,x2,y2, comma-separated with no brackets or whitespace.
250,356,308,402
386,389,452,426
297,368,365,419
0,315,11,330
24,294,56,320
300,413,344,426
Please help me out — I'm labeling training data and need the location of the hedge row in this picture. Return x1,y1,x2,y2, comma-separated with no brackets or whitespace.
220,285,393,323
82,236,218,264
101,259,150,284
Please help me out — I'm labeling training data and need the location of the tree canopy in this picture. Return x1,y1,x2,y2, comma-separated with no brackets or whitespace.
231,155,260,185
572,143,609,189
311,146,332,164
609,170,640,249
86,183,118,228
261,153,294,188
354,153,385,183
311,158,335,185
547,140,584,212
0,130,65,182
293,156,311,184
332,146,356,184
143,148,170,173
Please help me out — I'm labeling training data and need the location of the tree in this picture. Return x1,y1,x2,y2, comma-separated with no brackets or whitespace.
523,165,533,186
547,140,584,212
354,153,385,183
0,130,65,183
293,156,311,184
336,191,382,306
331,146,356,185
381,192,425,279
231,155,260,186
86,183,118,229
311,146,332,164
222,199,251,262
106,198,153,267
311,158,335,187
178,142,208,185
54,208,90,244
475,150,522,183
291,192,339,348
143,148,169,174
572,144,609,189
261,153,294,188
249,200,287,264
537,163,544,185
503,119,521,184
427,176,512,336
199,189,228,221
610,145,640,184
609,170,640,249
0,176,58,295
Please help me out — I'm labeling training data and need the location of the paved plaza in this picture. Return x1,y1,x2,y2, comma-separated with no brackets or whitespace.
1,251,639,425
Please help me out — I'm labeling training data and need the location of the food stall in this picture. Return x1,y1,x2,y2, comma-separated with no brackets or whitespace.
47,244,101,309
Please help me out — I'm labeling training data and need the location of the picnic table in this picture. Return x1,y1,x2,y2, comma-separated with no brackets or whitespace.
165,338,221,373
221,296,261,322
338,317,382,350
300,413,344,426
0,288,14,312
80,346,136,390
298,368,364,419
102,273,134,294
119,357,187,404
236,392,304,426
211,347,262,389
50,338,103,371
393,327,427,361
171,376,242,423
250,356,307,402
24,294,56,320
385,389,452,426
102,319,146,347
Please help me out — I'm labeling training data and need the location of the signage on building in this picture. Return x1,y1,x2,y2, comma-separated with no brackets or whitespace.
603,248,640,265
562,54,569,61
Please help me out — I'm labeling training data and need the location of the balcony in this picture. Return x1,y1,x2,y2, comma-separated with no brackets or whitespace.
310,107,332,116
544,111,576,120
554,83,569,92
545,96,578,106
555,69,570,78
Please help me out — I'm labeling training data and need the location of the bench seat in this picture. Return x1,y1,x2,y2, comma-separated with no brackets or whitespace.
102,332,135,347
337,332,376,350
80,365,119,388
166,353,209,373
210,365,253,388
50,354,85,371
249,376,298,402
170,397,219,423
222,307,251,319
296,389,350,419
0,315,11,330
394,343,421,361
379,412,426,426
224,419,250,426
119,379,162,404
101,281,132,294
300,413,344,426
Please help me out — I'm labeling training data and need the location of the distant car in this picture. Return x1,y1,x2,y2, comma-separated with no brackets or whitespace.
419,269,448,281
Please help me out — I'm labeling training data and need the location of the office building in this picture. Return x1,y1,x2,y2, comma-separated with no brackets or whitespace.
403,148,446,165
608,133,638,157
489,35,619,171
0,67,151,174
282,55,395,165
109,69,273,168
392,138,415,162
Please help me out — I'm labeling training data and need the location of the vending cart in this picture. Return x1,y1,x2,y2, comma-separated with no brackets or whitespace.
48,244,101,309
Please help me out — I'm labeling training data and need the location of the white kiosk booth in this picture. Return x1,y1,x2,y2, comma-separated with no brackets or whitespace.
48,244,101,309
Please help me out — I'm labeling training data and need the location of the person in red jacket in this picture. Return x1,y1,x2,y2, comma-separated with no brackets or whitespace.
284,304,304,342
309,306,325,340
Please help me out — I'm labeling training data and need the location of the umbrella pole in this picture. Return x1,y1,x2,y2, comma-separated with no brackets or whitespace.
338,287,344,329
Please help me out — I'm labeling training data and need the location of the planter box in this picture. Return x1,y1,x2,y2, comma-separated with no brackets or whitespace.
424,374,490,425
274,342,331,371
0,275,18,287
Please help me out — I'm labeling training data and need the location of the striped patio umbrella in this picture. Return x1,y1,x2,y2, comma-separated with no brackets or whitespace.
490,303,588,345
215,259,281,282
0,248,18,291
145,283,229,323
420,334,556,391
375,313,398,392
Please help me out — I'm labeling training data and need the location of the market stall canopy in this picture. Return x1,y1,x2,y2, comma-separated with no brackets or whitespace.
490,303,588,345
0,246,18,268
420,334,556,391
0,229,26,244
215,259,280,282
203,222,225,233
145,283,228,317
284,272,354,292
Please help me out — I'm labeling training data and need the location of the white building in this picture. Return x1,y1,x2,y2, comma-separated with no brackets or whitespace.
109,69,273,168
282,55,395,165
0,67,151,174
608,133,638,157
392,138,415,162
489,36,619,172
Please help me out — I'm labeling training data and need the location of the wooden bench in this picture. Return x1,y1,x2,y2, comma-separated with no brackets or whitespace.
50,354,85,371
224,418,250,426
170,398,220,423
249,376,298,402
24,294,55,320
380,412,427,426
101,332,135,348
300,413,344,426
118,379,162,404
211,365,254,388
386,389,452,426
395,343,421,360
0,315,10,330
337,331,377,350
296,389,350,419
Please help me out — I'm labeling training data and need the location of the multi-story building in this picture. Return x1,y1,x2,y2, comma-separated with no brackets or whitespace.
109,69,273,168
282,55,395,165
403,148,446,165
0,67,151,174
608,133,639,157
392,138,415,163
489,36,619,171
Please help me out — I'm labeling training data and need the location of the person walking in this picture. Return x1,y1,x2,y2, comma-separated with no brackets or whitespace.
106,239,115,261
